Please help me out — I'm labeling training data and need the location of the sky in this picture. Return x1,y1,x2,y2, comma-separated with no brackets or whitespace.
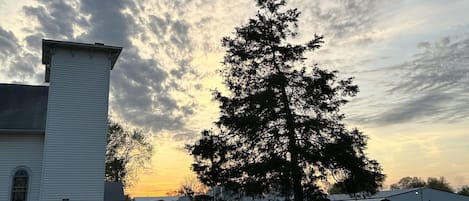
1,0,469,197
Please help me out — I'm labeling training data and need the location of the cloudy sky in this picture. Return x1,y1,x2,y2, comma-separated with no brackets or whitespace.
1,0,469,197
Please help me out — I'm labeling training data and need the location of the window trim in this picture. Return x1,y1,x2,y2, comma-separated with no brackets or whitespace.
8,166,32,201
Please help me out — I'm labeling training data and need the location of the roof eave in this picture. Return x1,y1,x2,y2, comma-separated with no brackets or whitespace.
42,39,123,70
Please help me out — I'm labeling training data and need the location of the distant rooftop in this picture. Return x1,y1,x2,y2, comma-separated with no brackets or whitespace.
329,188,422,200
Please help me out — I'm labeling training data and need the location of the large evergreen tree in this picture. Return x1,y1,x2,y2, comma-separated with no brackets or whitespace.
188,0,384,200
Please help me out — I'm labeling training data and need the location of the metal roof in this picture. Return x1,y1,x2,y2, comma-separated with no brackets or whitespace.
0,84,48,133
329,188,421,201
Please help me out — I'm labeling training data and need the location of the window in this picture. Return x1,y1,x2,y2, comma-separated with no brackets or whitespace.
11,169,28,201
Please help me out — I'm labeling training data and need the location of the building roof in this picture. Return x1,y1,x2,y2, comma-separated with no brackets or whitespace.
329,188,421,200
0,84,48,133
329,187,469,201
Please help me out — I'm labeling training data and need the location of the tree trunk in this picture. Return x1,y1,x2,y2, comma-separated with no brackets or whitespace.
272,45,303,200
280,87,303,201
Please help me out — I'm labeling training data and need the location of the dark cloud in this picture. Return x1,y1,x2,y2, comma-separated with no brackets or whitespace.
79,0,137,46
350,36,469,125
147,13,193,57
0,25,42,83
21,0,199,135
389,37,469,94
80,0,195,133
0,26,19,57
7,53,40,81
170,59,194,79
299,0,383,45
375,92,453,124
24,34,43,50
149,14,172,39
169,21,190,50
23,1,87,42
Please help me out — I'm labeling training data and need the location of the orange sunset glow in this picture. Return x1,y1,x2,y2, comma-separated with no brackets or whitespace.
1,0,469,198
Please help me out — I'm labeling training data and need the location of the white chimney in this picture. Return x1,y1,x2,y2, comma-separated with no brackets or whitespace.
40,40,122,201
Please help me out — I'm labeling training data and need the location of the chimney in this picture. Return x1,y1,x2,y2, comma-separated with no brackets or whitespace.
40,39,122,201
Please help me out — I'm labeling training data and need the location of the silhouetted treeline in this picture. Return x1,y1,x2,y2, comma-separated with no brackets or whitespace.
390,176,469,196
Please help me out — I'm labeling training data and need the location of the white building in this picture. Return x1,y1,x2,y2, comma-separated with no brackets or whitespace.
0,40,123,201
329,187,469,201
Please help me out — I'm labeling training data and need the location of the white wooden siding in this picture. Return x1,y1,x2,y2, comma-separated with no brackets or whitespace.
0,134,44,201
39,48,111,201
